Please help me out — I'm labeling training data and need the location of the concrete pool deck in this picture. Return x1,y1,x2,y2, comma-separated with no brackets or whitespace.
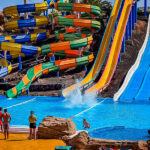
0,133,66,150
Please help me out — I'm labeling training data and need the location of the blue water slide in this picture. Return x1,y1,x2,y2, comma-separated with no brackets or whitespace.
135,67,150,100
119,37,150,101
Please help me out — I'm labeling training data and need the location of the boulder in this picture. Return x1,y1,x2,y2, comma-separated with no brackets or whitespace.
38,116,76,139
138,141,148,150
64,131,149,150
65,131,89,149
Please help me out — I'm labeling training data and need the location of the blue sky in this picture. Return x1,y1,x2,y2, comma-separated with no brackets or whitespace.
0,0,150,11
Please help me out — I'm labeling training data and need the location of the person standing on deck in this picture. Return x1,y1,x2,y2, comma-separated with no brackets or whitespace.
2,109,11,140
0,107,3,133
29,111,37,140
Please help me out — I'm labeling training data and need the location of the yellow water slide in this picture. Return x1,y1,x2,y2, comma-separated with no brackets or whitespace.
62,0,123,97
86,0,133,94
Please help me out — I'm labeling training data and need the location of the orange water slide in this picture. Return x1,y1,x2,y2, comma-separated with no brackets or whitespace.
86,0,133,95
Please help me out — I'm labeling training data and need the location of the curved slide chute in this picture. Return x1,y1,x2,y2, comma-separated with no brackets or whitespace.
85,0,133,95
5,2,101,98
62,0,123,97
7,52,94,98
114,15,150,101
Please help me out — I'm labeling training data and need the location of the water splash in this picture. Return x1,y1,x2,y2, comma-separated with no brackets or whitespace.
65,80,98,108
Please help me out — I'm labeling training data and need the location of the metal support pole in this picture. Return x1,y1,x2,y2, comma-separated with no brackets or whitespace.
46,10,48,17
57,71,59,78
19,55,22,71
122,35,125,53
135,1,137,23
84,65,87,72
129,11,132,38
26,89,30,95
51,54,55,62
134,3,136,23
126,21,129,40
144,0,147,16
132,5,135,30
118,54,121,62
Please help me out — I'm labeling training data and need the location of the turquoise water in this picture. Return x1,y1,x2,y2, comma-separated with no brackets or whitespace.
0,96,150,141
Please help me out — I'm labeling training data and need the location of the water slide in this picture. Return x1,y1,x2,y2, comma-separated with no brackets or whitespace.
0,58,12,77
62,0,123,97
114,15,150,101
5,2,101,98
85,0,133,95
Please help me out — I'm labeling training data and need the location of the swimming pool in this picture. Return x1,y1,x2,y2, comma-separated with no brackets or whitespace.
0,95,150,141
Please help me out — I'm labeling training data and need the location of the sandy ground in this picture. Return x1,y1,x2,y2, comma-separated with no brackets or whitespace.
0,133,66,150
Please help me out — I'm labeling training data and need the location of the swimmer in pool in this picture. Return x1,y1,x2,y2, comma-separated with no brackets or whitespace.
83,119,90,129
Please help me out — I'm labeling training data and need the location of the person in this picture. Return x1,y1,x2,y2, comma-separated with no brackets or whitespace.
2,109,11,140
28,111,37,140
0,107,3,133
83,119,90,129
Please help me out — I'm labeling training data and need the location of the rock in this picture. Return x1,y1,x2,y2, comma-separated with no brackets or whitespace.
38,116,76,139
147,140,150,149
126,39,134,46
65,131,89,150
138,141,148,150
65,131,149,150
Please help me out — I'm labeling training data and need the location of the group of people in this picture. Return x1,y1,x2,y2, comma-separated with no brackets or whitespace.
0,107,37,140
0,106,91,140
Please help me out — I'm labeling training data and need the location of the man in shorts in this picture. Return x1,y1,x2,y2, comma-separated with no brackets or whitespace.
29,111,37,140
0,107,3,133
2,109,11,140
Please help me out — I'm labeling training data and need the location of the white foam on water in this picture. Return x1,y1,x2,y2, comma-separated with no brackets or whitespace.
64,80,98,108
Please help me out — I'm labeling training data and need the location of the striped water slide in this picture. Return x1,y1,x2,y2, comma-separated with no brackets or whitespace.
62,0,123,97
6,3,101,98
6,51,94,98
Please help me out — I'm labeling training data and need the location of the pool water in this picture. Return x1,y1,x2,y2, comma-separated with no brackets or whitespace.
0,95,150,141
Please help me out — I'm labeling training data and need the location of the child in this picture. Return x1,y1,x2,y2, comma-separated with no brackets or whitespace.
83,119,90,129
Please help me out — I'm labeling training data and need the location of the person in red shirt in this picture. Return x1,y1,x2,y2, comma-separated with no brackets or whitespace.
0,107,3,133
2,109,11,140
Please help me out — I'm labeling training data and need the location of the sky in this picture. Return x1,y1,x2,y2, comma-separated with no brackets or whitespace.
0,0,150,11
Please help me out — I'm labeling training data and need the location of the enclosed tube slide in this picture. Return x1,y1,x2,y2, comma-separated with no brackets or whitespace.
5,2,100,98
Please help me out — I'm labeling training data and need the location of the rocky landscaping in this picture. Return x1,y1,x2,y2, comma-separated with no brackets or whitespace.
38,116,150,150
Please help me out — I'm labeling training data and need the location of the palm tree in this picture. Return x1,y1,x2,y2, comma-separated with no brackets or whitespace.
82,0,112,17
